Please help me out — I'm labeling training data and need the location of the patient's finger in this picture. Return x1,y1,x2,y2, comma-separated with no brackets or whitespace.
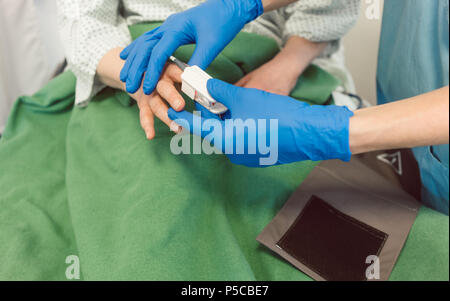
235,74,251,87
165,63,183,83
120,40,136,60
148,93,179,132
156,79,185,112
120,47,137,83
168,109,224,148
136,96,155,140
126,39,159,94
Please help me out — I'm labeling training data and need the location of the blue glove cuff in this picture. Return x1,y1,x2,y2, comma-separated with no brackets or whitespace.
336,108,354,162
319,106,353,162
290,105,354,163
330,106,354,162
244,0,264,23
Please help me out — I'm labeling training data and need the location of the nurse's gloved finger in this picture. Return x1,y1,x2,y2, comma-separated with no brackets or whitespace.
194,102,220,120
120,47,138,83
168,109,202,136
143,35,182,95
136,96,155,140
156,79,185,111
125,39,159,94
142,26,163,42
148,93,174,131
206,79,243,108
120,26,161,60
120,40,137,60
167,109,224,145
188,40,220,70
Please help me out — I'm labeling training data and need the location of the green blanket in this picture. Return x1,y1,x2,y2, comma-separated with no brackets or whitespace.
0,24,448,281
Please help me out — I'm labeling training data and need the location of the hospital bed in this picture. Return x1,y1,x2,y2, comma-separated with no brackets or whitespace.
0,8,447,281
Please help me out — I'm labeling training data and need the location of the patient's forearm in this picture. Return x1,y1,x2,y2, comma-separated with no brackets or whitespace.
262,0,297,11
96,47,126,91
277,36,327,78
349,86,450,154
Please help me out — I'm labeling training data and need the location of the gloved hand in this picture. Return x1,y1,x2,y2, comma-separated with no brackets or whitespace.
119,0,263,94
168,79,354,167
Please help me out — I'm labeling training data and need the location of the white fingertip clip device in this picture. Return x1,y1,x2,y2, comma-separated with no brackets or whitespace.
169,56,228,115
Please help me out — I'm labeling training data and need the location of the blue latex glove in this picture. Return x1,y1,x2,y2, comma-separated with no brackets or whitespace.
168,79,354,167
119,0,263,94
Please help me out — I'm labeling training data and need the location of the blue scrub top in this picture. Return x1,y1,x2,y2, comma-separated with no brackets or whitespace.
377,0,449,215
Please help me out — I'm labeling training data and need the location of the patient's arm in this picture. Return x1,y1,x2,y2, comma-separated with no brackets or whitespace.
236,36,326,95
97,47,184,139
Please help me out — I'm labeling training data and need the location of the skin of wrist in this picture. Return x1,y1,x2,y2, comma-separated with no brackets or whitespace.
97,47,148,103
349,107,391,155
97,47,126,91
349,110,371,155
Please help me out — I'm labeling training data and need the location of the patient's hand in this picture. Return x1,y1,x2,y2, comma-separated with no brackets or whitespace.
97,48,185,140
129,63,184,139
236,58,298,96
236,36,327,96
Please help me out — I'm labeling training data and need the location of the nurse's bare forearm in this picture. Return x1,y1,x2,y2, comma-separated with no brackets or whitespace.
262,0,297,11
349,86,449,154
